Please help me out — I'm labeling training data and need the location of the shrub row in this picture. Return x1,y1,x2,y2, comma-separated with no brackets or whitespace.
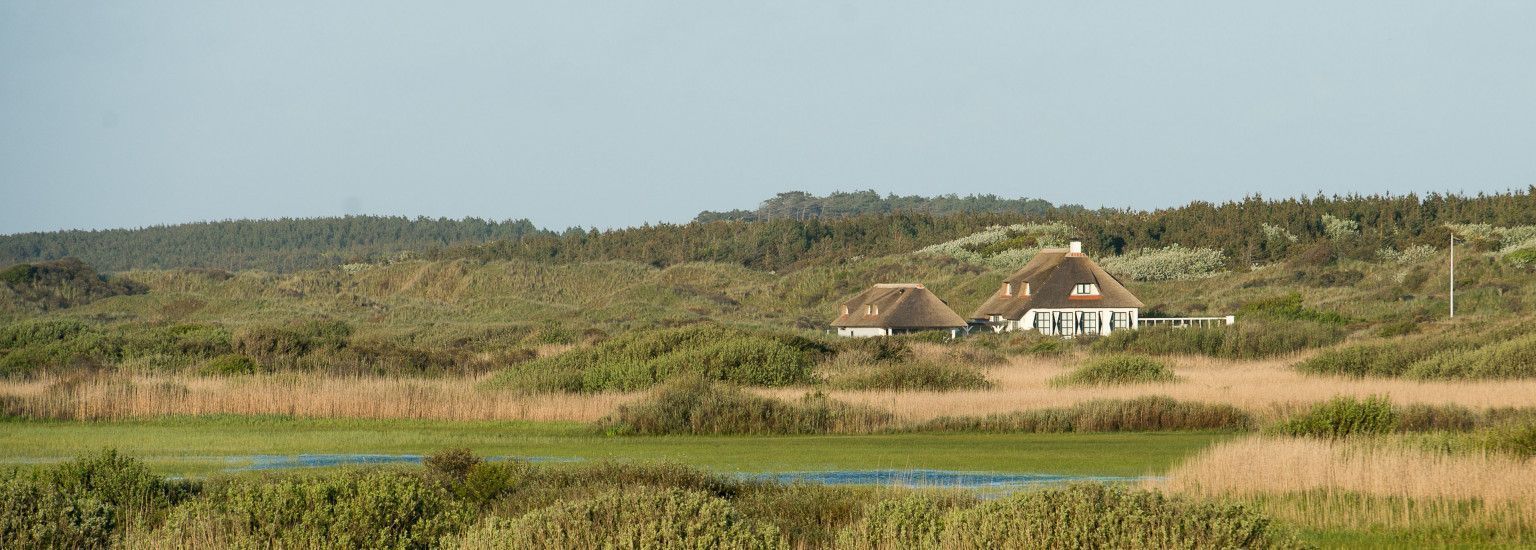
599,377,896,435
485,323,835,392
912,396,1255,433
1295,324,1536,380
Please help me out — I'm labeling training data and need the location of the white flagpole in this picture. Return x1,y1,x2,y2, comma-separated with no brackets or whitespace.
1450,232,1456,318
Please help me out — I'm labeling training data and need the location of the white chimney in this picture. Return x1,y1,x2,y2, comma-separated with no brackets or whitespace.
1069,241,1083,254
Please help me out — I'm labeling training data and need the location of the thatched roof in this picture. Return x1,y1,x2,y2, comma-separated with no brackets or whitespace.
970,248,1144,320
831,283,968,329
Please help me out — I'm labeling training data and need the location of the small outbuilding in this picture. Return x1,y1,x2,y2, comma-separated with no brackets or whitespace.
831,283,969,338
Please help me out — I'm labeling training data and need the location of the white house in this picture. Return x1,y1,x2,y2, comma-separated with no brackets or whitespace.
831,283,969,338
970,241,1144,336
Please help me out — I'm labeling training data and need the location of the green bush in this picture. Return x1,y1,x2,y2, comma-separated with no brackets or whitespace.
1053,355,1178,386
424,448,482,482
1271,395,1398,438
1092,321,1345,359
825,361,991,391
914,396,1254,433
599,377,895,435
0,450,194,549
199,353,258,376
449,487,782,549
486,323,834,392
837,484,1302,549
1296,326,1536,380
1238,293,1352,324
149,469,466,549
1407,332,1536,380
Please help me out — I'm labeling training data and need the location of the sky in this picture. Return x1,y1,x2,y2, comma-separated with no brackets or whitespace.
2,2,1535,234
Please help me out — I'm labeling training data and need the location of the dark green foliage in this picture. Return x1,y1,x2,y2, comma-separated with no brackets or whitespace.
825,361,992,391
913,396,1255,433
0,216,544,273
424,448,482,482
1093,321,1345,359
696,190,1064,222
1239,293,1352,325
600,377,896,435
487,323,833,392
1271,396,1399,438
199,354,258,376
0,258,146,311
152,469,467,548
1053,355,1178,386
0,450,195,549
839,484,1303,549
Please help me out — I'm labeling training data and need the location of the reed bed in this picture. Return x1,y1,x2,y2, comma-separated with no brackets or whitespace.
0,374,635,422
762,355,1536,423
1157,436,1536,539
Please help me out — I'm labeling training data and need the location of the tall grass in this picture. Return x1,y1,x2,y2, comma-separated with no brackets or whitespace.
0,373,634,422
1092,321,1345,359
1160,436,1536,544
911,396,1254,433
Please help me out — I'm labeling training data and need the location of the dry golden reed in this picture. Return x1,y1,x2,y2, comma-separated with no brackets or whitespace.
764,354,1536,423
1157,436,1536,536
0,373,635,422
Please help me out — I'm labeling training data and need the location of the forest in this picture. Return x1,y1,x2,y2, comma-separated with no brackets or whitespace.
6,189,1535,274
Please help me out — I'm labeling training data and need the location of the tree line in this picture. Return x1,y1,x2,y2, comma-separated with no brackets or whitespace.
5,190,1535,274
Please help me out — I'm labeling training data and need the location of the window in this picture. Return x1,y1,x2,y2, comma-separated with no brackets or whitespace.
1110,312,1130,329
1081,312,1099,334
866,304,879,316
1034,312,1051,334
1004,282,1014,296
1055,311,1076,336
1024,283,1031,296
1072,283,1099,295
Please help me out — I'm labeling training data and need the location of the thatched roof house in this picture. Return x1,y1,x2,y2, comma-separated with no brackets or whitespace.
831,283,968,337
972,241,1144,336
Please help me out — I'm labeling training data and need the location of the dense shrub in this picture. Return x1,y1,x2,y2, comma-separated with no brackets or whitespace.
837,484,1302,549
1052,355,1178,386
0,450,194,549
1093,321,1345,359
148,469,467,548
486,323,834,392
1271,395,1398,438
600,377,895,435
825,361,991,391
1238,293,1351,324
1407,332,1536,380
424,448,482,482
1295,325,1536,380
914,396,1254,433
199,353,258,376
450,487,783,549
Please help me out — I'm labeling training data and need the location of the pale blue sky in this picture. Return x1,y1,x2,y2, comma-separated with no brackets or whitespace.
3,2,1534,234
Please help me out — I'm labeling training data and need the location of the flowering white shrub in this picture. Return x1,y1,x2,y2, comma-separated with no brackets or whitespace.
1377,244,1438,265
1445,223,1536,267
1261,223,1298,243
916,223,1075,269
1100,245,1228,281
1321,214,1359,240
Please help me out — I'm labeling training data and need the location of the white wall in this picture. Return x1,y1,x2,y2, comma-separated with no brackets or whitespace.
1014,308,1139,336
837,327,892,338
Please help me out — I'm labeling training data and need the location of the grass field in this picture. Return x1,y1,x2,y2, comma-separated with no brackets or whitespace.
0,416,1231,478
